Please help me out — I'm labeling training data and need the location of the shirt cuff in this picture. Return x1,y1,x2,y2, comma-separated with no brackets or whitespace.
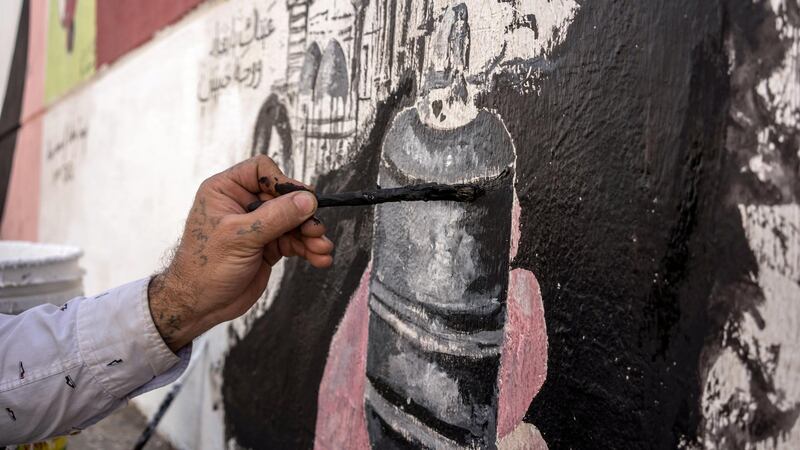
77,277,186,399
129,343,192,398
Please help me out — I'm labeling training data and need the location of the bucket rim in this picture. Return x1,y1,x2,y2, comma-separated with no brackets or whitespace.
0,240,84,269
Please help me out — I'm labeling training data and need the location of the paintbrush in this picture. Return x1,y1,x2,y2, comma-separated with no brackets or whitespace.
246,168,510,212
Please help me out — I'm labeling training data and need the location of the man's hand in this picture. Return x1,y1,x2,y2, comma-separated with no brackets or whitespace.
148,156,334,351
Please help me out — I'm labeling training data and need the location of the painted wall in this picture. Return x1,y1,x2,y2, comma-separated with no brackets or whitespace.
1,0,799,449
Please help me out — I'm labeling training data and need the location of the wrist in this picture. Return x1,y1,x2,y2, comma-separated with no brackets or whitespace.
148,271,204,352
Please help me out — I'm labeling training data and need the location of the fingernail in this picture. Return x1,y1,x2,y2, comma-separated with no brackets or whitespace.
293,191,317,215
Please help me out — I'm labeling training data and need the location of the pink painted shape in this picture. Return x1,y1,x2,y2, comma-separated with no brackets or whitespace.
497,268,548,439
1,116,41,240
498,422,549,450
1,1,47,240
314,267,371,450
22,0,46,121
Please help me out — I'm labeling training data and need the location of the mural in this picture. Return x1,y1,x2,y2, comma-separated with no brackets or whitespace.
228,1,570,447
2,0,799,449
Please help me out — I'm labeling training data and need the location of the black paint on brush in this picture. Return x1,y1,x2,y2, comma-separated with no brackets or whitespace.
274,182,309,195
248,170,506,212
314,180,484,206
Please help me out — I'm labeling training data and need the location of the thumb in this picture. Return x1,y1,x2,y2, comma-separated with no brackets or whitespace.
239,191,317,245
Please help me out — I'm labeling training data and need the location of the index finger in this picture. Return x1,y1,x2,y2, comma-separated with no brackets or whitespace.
222,155,311,196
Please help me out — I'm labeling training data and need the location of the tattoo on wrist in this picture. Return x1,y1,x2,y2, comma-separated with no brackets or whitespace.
148,272,189,351
159,312,183,345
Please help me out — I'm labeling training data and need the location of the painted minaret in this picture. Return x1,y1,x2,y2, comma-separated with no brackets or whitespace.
285,0,313,88
365,3,517,448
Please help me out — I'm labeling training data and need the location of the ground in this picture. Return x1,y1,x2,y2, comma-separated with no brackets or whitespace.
68,404,173,450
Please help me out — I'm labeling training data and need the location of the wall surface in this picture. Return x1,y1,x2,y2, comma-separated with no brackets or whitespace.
1,0,799,449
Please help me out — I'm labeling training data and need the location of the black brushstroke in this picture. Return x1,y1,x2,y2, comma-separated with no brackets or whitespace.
18,361,24,379
6,408,16,421
133,380,183,450
299,43,322,96
0,1,29,223
366,410,419,450
366,374,475,445
252,93,293,177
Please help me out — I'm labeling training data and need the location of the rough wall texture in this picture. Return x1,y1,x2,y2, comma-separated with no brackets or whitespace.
1,0,798,449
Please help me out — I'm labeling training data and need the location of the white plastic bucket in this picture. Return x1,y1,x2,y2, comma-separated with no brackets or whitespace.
0,241,84,315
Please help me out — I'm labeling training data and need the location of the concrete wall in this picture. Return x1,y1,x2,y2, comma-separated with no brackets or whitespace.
1,0,799,448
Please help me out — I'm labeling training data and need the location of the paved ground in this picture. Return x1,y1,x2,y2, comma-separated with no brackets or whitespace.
68,404,173,450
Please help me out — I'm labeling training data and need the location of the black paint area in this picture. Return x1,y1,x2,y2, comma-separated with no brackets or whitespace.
251,93,293,176
475,0,798,448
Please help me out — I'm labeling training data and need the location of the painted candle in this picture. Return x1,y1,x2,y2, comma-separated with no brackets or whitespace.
364,5,516,448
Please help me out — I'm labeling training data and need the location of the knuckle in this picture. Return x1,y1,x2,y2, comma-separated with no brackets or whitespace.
199,177,217,193
254,154,274,166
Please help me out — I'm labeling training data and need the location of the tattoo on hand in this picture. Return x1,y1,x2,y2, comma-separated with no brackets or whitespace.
236,219,264,235
189,197,210,266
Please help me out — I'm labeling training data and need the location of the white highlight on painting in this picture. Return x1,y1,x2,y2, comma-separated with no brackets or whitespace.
701,204,800,448
746,0,800,188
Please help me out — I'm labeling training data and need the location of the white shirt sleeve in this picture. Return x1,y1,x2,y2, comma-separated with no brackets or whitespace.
0,278,192,445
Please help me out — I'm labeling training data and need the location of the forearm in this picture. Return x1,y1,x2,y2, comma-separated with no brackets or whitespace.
0,279,190,445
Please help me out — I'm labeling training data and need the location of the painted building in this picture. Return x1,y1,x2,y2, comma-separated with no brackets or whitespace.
1,0,799,449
